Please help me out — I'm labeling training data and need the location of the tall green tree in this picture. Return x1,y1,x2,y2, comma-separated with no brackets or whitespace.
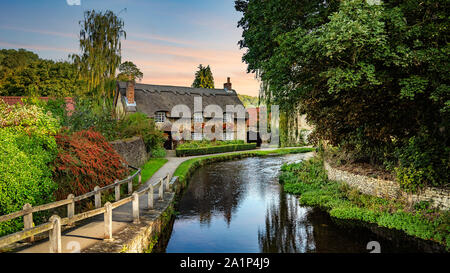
192,64,215,89
71,10,126,101
236,0,449,190
117,61,143,82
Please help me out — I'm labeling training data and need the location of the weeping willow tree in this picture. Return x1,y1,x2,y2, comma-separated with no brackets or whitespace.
71,10,126,102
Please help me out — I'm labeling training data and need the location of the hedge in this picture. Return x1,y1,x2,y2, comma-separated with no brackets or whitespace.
176,143,257,157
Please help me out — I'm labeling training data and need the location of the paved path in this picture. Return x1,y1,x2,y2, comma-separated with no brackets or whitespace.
17,147,308,253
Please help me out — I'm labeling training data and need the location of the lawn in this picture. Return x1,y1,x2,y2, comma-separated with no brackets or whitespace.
133,158,169,186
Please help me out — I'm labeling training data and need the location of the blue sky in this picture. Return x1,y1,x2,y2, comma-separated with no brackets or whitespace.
0,0,260,96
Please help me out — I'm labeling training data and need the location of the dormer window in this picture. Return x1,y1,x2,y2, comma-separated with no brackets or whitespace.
155,112,165,123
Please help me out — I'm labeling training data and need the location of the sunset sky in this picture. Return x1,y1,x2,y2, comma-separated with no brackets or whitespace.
0,0,260,96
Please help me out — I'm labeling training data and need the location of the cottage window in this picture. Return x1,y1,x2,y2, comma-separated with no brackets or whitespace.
155,112,165,123
194,113,203,123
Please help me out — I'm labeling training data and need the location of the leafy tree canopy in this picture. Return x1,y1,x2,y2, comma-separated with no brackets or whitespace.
236,0,449,190
117,61,143,82
0,49,87,97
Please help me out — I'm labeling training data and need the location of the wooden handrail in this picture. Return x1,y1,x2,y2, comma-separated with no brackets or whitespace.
0,165,141,223
0,222,53,249
0,199,73,223
0,170,175,253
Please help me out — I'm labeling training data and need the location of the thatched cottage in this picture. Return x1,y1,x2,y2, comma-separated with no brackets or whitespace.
114,78,248,149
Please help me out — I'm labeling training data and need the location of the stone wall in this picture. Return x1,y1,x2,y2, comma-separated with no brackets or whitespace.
109,136,148,168
324,161,450,210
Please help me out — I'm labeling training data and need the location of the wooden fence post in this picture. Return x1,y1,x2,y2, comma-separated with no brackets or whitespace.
147,185,154,210
104,202,113,241
67,194,75,226
114,180,120,201
23,203,34,243
128,179,133,195
165,173,171,191
132,193,140,224
159,179,164,201
94,186,101,209
49,215,62,253
138,172,142,185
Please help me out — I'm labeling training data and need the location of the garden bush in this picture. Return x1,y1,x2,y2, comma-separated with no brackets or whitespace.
0,101,60,235
176,143,257,157
53,129,129,199
116,112,166,154
65,97,119,141
177,140,245,149
22,97,68,126
393,136,450,192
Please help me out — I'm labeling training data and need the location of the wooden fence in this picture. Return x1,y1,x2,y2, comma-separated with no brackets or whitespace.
0,165,173,253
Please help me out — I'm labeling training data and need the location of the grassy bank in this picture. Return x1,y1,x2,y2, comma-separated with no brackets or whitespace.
173,147,315,186
129,158,169,190
139,158,169,183
279,157,449,250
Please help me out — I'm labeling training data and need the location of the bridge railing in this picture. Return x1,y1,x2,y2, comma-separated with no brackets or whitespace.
0,166,173,253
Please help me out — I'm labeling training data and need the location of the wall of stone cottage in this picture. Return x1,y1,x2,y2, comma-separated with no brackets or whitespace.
324,161,450,210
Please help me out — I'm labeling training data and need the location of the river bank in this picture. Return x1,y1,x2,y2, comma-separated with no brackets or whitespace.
279,156,449,251
154,151,445,253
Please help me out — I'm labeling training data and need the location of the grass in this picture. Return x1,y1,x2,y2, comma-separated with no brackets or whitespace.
279,156,450,250
132,158,169,187
173,147,315,186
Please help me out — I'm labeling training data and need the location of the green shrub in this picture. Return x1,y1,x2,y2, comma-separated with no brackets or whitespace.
177,140,245,149
116,112,165,154
151,147,167,158
66,97,119,140
21,97,68,126
394,136,449,193
0,101,60,235
176,143,257,157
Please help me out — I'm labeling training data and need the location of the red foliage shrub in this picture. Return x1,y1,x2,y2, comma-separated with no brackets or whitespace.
53,129,129,199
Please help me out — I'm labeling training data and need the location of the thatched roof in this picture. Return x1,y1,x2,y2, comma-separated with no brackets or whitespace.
117,82,246,118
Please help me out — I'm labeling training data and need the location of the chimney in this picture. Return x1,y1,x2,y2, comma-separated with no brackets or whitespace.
126,77,135,104
224,77,232,91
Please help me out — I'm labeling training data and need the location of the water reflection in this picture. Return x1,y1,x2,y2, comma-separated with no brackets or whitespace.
258,191,316,253
161,154,444,253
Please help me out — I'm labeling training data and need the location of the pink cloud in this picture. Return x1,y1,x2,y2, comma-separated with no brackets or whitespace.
0,41,76,53
0,25,77,39
121,38,260,96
